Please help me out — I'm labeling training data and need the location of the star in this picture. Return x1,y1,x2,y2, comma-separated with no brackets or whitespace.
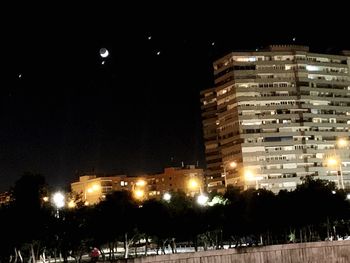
211,42,215,46
148,36,152,40
18,74,22,79
292,37,296,42
156,51,161,56
101,61,105,65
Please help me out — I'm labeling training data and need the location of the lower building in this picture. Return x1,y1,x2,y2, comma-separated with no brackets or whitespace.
0,191,11,206
70,165,204,205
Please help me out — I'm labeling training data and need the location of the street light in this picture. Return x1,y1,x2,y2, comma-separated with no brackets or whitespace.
327,157,343,189
326,138,348,189
337,138,348,148
197,194,209,206
132,179,147,201
134,189,145,200
52,192,65,218
84,183,101,205
244,170,263,190
163,192,171,202
188,178,199,189
222,161,237,187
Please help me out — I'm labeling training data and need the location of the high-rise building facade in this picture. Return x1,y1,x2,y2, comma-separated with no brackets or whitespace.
201,45,350,193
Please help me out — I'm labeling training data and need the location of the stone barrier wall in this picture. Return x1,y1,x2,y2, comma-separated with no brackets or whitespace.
116,240,350,263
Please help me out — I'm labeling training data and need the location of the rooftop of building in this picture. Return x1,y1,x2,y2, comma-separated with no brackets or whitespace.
72,165,204,184
214,44,350,65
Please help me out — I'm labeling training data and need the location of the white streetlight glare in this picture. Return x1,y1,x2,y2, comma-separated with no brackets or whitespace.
52,192,65,209
327,158,338,167
244,170,255,181
337,138,348,148
347,194,350,200
197,194,209,206
163,192,171,202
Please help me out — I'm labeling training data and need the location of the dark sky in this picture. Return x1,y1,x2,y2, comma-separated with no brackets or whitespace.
1,5,349,191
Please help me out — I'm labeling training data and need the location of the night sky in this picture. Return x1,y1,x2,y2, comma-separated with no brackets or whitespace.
1,6,349,191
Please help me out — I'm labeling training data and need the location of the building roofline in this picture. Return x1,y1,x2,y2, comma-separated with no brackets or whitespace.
214,45,349,64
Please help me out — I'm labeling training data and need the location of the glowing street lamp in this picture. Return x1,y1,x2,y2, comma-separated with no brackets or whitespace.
188,178,199,190
197,194,209,206
222,161,237,187
337,138,349,148
68,200,76,209
52,192,65,218
244,170,263,190
136,180,146,187
53,192,65,209
327,157,343,189
134,189,145,200
163,192,171,202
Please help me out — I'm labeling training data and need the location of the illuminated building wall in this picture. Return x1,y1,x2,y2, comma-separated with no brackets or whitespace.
71,166,204,204
201,45,350,193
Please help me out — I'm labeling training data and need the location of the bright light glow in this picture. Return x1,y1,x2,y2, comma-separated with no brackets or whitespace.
332,190,336,195
136,180,146,187
87,188,93,193
163,192,171,201
327,158,338,167
208,196,227,206
306,65,320,72
99,48,109,58
188,178,199,189
134,190,144,199
52,192,65,209
92,184,100,191
236,57,256,62
347,194,350,200
84,201,89,206
43,196,49,202
229,161,237,169
337,138,348,148
197,194,209,206
68,200,76,208
156,51,161,55
244,170,255,181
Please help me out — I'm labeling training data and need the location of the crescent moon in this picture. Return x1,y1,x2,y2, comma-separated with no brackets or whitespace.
100,48,109,58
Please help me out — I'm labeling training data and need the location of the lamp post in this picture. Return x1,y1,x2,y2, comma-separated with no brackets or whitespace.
327,158,342,189
326,138,348,190
84,183,101,205
132,179,146,201
52,192,65,218
244,170,263,190
188,177,208,206
222,161,237,187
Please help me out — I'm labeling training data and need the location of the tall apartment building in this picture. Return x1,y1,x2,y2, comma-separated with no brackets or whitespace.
201,45,350,193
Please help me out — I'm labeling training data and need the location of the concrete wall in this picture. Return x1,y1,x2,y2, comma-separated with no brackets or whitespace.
117,240,350,263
